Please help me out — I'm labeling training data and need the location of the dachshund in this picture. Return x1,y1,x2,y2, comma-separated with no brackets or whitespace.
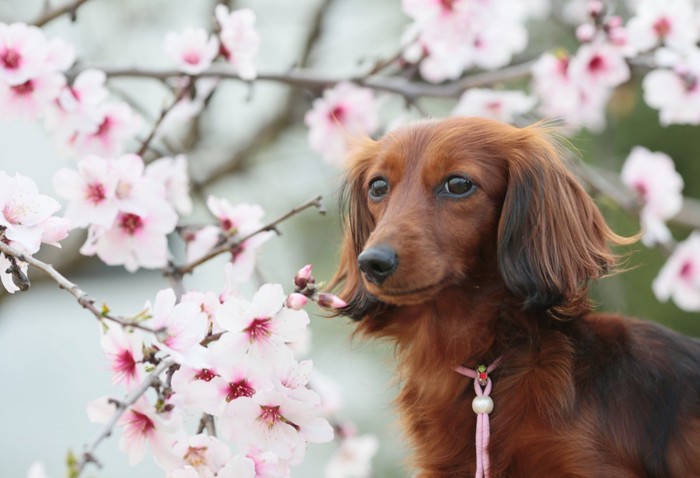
330,117,700,477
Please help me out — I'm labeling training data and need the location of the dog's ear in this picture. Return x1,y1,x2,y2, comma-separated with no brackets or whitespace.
497,127,632,317
328,139,383,320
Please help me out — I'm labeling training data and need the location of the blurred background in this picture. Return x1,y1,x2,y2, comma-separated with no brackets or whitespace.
0,0,699,477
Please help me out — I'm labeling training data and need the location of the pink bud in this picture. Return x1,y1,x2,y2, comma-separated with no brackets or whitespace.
607,26,627,46
294,264,314,289
587,0,603,17
606,15,622,29
576,24,596,43
317,293,348,309
286,293,308,310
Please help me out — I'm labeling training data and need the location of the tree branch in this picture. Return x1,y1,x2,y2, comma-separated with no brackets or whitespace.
0,242,163,335
166,194,326,277
32,0,93,27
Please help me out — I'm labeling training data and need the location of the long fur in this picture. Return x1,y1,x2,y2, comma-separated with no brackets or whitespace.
329,117,700,477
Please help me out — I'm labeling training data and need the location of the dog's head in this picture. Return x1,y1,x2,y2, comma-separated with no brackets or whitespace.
331,117,630,321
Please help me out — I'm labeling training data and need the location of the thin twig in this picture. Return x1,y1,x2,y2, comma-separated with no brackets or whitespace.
0,241,163,335
74,358,175,476
32,0,93,27
167,195,325,277
137,82,192,157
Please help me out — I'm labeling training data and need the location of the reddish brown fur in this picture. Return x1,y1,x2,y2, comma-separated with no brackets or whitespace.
330,118,700,477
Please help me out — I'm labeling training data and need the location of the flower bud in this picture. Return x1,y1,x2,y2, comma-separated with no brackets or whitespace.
587,0,604,18
286,292,308,310
317,293,347,309
576,24,596,43
294,264,314,290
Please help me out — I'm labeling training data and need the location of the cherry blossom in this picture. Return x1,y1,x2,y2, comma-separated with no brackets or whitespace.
164,28,219,76
452,88,535,123
65,101,141,158
223,388,333,462
214,283,310,364
184,225,221,264
147,288,209,366
568,42,630,90
47,69,109,135
217,456,256,478
166,434,231,477
304,82,379,164
100,322,146,390
621,146,683,246
652,232,700,311
89,396,180,466
0,23,48,85
53,155,119,228
215,6,260,80
626,0,699,54
0,71,64,119
243,448,289,478
643,50,700,126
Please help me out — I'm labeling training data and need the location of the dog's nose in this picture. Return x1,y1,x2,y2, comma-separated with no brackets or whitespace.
358,244,398,285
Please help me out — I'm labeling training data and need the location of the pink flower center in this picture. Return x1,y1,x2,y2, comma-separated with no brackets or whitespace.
86,182,107,204
11,80,34,96
556,56,570,78
119,213,144,235
226,378,255,401
587,54,605,73
126,410,155,436
195,368,217,382
244,317,271,343
485,101,502,114
681,72,698,92
114,349,137,379
633,181,648,201
2,204,21,225
95,116,112,137
680,260,694,281
653,17,672,39
1,49,20,69
183,52,201,65
439,0,455,11
220,218,234,231
328,105,346,123
259,405,282,427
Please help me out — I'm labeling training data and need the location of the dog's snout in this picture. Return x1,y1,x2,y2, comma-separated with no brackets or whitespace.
358,244,398,285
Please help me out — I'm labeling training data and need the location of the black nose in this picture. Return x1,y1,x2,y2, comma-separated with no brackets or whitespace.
358,244,398,285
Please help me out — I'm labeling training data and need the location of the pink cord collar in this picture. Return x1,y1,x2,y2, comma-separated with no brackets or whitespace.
455,357,501,478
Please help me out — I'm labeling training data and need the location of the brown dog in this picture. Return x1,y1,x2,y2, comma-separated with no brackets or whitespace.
330,117,700,477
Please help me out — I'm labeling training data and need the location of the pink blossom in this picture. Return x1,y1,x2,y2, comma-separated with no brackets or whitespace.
215,6,260,80
214,283,310,364
217,456,256,478
0,72,64,119
47,69,108,135
184,225,220,264
626,0,698,54
223,389,333,461
0,171,68,258
643,51,700,126
100,322,145,390
286,293,307,311
181,290,223,332
0,23,47,85
304,82,379,165
83,201,177,272
88,396,179,466
294,264,314,290
568,43,630,90
325,433,380,478
53,155,119,228
164,28,219,76
147,289,209,366
310,369,343,416
242,449,289,478
66,101,141,158
316,293,347,309
653,232,700,311
146,155,193,215
621,146,683,246
452,88,535,123
166,434,231,478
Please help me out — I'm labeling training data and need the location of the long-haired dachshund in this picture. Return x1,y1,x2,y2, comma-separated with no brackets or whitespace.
330,117,700,477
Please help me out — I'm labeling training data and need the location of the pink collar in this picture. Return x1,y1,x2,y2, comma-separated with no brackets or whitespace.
455,357,501,478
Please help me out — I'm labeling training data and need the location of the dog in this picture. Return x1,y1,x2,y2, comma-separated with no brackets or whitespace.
330,117,700,477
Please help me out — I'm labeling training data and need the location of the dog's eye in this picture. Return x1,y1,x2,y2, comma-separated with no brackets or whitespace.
368,178,389,200
441,176,475,197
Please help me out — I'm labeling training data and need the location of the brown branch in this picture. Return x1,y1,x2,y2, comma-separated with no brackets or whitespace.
0,241,163,335
73,358,175,477
32,0,93,27
136,81,192,158
166,194,325,277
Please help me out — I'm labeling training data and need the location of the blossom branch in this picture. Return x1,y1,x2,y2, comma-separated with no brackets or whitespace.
73,358,175,477
136,80,192,157
0,241,163,335
32,0,93,27
167,194,326,277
